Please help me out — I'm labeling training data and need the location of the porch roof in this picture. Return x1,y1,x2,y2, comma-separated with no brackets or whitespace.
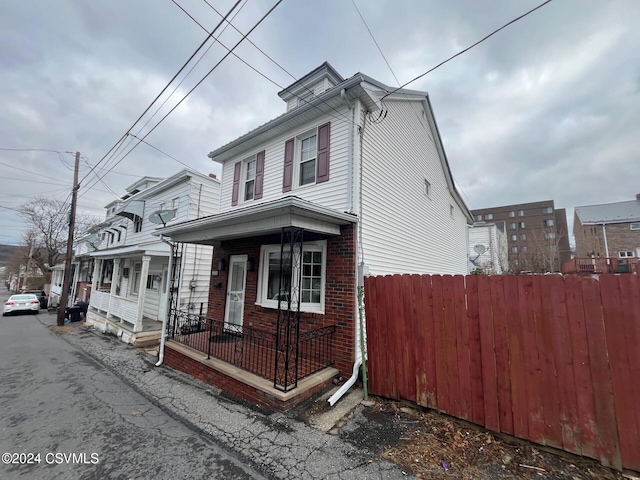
88,242,170,258
155,197,357,246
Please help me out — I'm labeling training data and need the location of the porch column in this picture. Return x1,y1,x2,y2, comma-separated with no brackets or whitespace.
134,255,150,333
107,258,121,320
89,259,101,309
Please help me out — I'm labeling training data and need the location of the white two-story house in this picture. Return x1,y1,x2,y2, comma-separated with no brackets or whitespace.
157,62,473,410
83,168,220,346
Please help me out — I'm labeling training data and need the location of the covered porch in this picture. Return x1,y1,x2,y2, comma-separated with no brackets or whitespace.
86,243,172,346
157,197,358,408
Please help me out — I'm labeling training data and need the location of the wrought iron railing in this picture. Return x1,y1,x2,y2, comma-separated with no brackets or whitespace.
167,309,335,390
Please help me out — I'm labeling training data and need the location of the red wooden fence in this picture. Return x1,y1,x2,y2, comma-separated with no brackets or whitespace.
364,274,640,472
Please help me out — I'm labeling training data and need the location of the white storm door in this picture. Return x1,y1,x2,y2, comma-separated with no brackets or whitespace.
224,255,247,329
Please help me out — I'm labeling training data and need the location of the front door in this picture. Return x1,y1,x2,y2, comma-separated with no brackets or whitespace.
224,255,247,330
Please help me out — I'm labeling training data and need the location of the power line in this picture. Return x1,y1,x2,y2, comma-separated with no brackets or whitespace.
197,0,352,125
127,134,190,168
381,0,554,101
80,0,284,199
79,0,245,187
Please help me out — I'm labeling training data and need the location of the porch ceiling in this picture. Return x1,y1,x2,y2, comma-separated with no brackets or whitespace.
155,197,357,246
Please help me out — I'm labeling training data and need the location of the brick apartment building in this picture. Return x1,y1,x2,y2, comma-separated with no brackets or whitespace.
471,200,571,273
574,194,640,260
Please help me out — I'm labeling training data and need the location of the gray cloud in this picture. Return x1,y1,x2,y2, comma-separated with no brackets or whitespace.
1,0,638,245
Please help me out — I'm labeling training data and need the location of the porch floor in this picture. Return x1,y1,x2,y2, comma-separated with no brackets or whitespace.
87,309,164,347
174,329,331,386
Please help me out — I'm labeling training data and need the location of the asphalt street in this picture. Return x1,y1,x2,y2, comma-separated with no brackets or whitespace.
0,294,266,480
0,292,411,479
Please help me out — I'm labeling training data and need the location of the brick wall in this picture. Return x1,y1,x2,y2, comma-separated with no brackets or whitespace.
164,346,334,411
575,213,640,258
208,224,357,378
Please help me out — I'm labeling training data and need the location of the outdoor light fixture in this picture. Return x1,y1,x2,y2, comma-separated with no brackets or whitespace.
217,259,226,271
247,257,254,272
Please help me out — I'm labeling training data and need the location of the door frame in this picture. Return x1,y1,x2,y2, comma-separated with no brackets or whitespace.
224,255,248,329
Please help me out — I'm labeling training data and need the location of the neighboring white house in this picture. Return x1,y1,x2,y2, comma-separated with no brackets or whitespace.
83,168,220,346
156,62,474,409
468,222,508,274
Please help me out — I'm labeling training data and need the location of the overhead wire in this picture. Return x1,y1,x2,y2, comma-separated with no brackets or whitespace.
80,0,284,199
380,0,554,101
175,0,352,126
78,0,245,188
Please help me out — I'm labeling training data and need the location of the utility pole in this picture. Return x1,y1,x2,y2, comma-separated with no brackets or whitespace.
57,152,80,326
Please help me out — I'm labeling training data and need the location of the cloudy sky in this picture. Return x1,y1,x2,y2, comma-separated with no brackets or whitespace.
1,0,638,246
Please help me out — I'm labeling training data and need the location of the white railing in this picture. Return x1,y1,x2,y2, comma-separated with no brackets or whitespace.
89,291,140,326
109,296,138,325
90,290,111,312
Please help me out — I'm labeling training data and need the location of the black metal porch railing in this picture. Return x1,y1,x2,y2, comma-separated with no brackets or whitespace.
167,309,336,390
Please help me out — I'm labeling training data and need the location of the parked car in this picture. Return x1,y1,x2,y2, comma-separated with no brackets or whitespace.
3,294,41,316
22,289,48,309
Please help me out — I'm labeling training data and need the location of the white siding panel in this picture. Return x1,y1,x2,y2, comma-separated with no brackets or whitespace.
219,106,352,213
361,100,469,275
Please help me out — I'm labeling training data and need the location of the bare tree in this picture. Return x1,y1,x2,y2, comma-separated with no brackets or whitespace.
519,226,565,273
18,197,99,282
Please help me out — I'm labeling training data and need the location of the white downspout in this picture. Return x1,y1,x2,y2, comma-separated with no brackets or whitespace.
156,235,174,367
341,88,355,213
602,224,610,258
329,101,366,407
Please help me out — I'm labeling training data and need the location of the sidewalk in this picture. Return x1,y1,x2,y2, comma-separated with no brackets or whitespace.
44,315,412,480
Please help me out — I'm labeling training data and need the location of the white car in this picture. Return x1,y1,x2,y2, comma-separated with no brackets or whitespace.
3,294,40,316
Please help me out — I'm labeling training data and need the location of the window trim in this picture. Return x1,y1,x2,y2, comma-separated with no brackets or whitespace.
424,179,432,198
296,129,318,187
256,241,327,314
619,251,634,258
631,222,640,230
243,156,256,202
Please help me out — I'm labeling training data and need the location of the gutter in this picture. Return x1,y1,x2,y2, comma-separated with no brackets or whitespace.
156,235,174,367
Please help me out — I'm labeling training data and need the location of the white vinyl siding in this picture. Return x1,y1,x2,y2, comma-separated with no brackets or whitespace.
219,105,351,213
360,99,469,275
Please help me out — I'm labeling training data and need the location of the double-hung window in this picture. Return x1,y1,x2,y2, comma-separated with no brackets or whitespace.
244,158,256,201
257,241,326,313
299,133,317,186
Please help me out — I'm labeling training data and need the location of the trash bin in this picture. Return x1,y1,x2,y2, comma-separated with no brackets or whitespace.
66,306,83,323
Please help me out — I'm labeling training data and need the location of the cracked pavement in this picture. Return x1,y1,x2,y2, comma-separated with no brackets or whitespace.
2,305,413,479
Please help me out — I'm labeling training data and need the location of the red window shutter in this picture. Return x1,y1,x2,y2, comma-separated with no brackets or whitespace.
231,161,241,206
316,122,330,183
254,150,265,200
283,139,294,192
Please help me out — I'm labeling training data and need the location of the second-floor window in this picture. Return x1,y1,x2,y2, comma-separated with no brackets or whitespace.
244,158,256,201
283,122,330,192
299,133,317,186
134,217,142,233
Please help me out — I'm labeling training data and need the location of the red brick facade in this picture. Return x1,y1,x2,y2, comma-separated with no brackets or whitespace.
207,223,357,378
164,347,335,410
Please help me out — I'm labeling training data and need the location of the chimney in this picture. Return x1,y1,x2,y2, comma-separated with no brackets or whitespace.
636,192,640,200
209,173,217,179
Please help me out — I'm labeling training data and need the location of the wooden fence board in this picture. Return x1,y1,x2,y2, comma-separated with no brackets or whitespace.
411,274,430,408
535,275,563,448
442,275,461,418
431,275,449,413
389,274,406,400
518,275,545,445
618,275,640,471
548,275,580,455
600,275,640,470
400,274,417,402
477,275,499,432
490,275,513,435
564,275,598,459
454,275,472,421
422,275,438,408
504,276,528,440
465,275,485,425
581,277,621,470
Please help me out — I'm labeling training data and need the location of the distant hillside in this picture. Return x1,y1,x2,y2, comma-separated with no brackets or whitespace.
0,244,22,265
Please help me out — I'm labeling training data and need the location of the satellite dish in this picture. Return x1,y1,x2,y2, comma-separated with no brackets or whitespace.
149,209,176,227
86,233,103,247
474,244,486,255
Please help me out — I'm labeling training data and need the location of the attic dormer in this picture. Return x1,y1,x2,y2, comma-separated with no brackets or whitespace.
278,62,344,112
